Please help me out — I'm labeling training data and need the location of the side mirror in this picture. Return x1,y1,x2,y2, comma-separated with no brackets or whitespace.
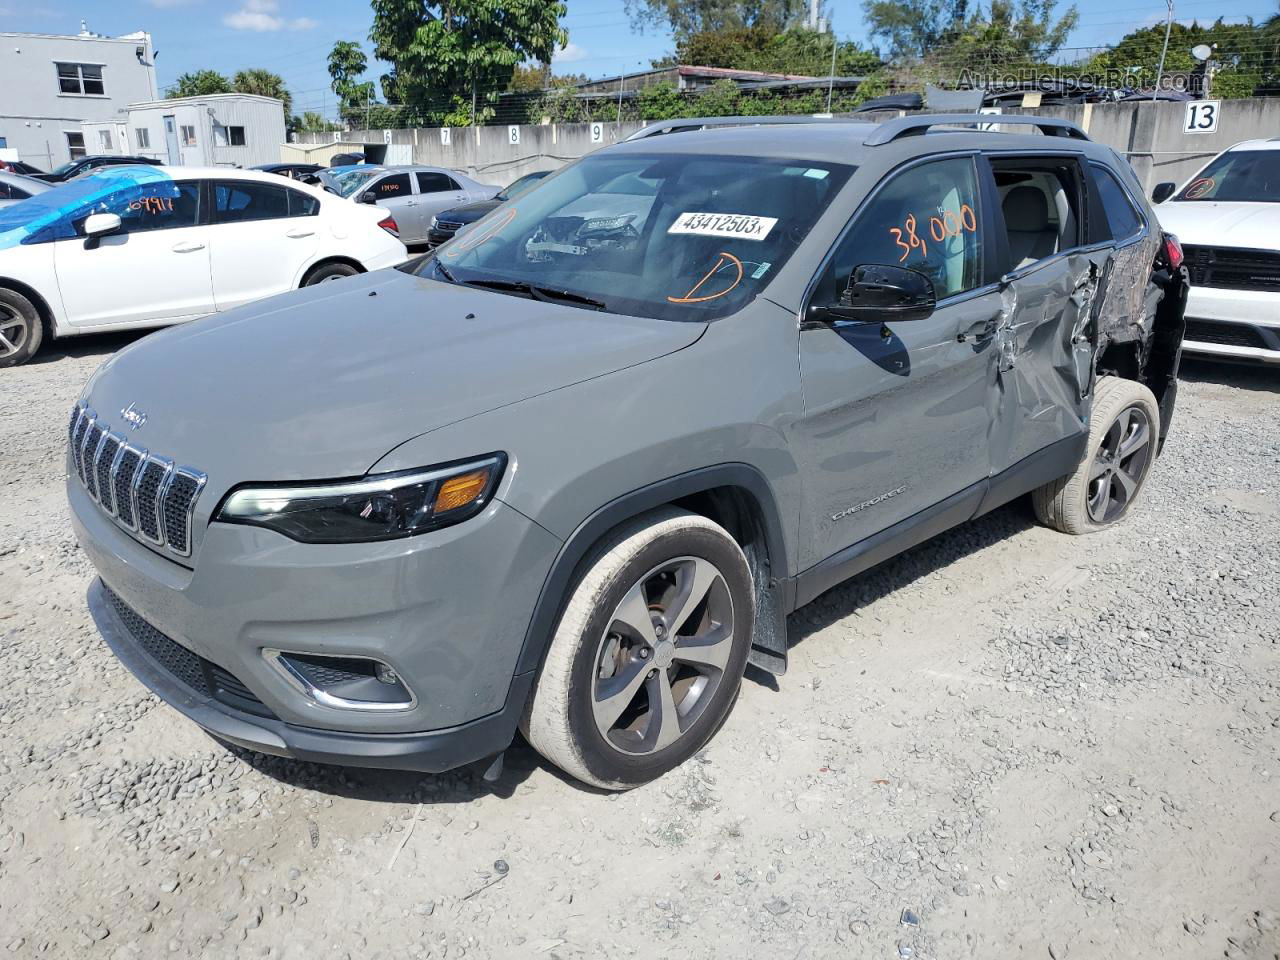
358,192,377,204
809,264,936,324
83,212,122,238
1151,181,1176,204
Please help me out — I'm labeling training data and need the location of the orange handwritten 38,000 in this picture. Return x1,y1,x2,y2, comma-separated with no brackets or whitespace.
888,205,977,262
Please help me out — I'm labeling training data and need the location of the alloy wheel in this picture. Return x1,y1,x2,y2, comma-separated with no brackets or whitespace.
1087,405,1153,523
591,556,735,755
0,305,28,359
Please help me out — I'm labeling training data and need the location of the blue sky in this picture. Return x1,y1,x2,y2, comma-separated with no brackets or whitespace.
3,0,1275,117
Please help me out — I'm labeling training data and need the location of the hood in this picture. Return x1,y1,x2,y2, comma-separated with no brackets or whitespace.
82,268,705,490
441,199,499,225
1154,201,1280,250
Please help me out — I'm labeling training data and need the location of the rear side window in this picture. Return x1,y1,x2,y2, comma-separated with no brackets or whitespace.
816,156,984,303
1091,163,1143,241
288,189,319,217
991,157,1084,271
370,174,411,198
0,182,28,200
417,172,460,193
214,181,290,223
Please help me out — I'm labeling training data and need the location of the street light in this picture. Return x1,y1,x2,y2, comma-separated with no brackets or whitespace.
1152,0,1175,102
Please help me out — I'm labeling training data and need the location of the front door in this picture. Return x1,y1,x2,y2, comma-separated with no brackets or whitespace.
794,155,999,570
53,179,214,327
162,116,179,166
361,172,419,240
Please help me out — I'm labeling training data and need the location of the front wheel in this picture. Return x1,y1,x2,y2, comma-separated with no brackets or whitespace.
1033,375,1161,534
0,288,43,368
522,508,755,790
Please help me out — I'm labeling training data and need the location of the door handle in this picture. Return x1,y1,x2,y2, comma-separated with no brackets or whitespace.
171,242,205,253
286,229,315,239
958,314,999,343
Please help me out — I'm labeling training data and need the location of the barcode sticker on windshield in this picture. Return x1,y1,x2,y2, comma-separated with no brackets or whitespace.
668,212,777,241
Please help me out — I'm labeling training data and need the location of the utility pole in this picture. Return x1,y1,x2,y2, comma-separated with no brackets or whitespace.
1152,0,1174,102
827,29,837,112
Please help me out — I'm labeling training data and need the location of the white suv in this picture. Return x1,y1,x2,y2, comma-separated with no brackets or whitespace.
1153,139,1280,364
0,166,406,367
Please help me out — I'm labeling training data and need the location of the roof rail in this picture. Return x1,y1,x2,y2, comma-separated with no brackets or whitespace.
625,114,863,142
864,113,1090,146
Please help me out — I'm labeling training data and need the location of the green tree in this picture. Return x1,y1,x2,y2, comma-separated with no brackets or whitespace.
370,0,568,125
626,0,809,41
678,26,882,75
168,69,232,98
1085,19,1267,97
232,68,293,122
862,0,968,59
933,0,1078,71
328,40,377,118
296,111,339,133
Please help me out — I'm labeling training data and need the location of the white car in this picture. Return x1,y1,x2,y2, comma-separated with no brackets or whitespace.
0,166,407,367
1153,139,1280,364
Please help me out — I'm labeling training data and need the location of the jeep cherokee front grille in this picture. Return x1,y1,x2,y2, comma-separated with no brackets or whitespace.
68,404,207,558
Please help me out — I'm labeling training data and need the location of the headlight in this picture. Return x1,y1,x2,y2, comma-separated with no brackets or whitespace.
215,454,505,543
430,216,439,229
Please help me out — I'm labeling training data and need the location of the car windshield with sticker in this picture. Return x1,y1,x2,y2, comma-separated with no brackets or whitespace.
1174,150,1280,203
416,153,853,322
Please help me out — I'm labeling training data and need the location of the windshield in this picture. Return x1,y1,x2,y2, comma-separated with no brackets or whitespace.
1176,150,1280,203
418,152,851,322
496,171,548,202
0,167,173,248
331,168,379,198
49,160,79,177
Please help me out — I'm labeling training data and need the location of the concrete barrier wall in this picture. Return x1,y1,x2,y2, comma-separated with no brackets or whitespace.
294,98,1280,193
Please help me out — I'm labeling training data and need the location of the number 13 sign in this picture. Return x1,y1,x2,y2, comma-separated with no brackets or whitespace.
1183,100,1220,134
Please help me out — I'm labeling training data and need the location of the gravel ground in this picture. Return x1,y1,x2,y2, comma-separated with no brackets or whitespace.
1,335,1277,960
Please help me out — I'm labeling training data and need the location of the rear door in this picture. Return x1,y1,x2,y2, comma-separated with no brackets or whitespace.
53,178,214,327
414,171,471,237
208,179,320,311
984,153,1116,475
794,154,1002,569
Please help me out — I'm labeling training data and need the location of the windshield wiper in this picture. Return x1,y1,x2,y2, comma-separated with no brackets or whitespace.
459,277,607,310
432,258,457,284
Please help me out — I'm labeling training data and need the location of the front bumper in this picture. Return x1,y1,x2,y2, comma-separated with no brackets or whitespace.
71,474,562,768
1181,285,1280,364
88,579,531,771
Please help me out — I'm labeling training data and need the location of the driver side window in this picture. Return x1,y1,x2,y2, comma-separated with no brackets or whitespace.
817,156,984,305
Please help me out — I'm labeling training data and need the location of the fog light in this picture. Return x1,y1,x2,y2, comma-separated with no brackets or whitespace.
263,649,416,711
374,662,400,685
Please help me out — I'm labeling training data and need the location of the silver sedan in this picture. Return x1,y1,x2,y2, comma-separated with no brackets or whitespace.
0,171,52,209
320,165,501,244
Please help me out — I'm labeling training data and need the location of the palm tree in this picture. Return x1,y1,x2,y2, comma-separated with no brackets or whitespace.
232,69,293,122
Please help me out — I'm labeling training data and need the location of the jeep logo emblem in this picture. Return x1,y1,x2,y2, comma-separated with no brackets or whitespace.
120,403,148,430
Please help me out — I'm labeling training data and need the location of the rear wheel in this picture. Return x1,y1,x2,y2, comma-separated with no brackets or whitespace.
302,262,359,286
522,508,755,790
0,288,43,368
1033,376,1160,534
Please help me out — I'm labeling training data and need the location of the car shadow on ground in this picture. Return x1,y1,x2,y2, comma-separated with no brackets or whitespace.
29,329,152,366
1179,357,1279,395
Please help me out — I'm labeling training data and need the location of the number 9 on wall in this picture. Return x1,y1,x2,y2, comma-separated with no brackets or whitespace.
1183,100,1220,134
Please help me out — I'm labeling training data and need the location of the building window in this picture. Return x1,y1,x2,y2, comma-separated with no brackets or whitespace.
135,127,150,150
56,62,105,96
213,125,247,147
66,132,86,161
99,129,113,151
180,125,196,147
0,136,7,149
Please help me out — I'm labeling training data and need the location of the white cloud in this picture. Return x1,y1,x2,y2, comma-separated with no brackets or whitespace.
224,0,315,31
554,41,588,64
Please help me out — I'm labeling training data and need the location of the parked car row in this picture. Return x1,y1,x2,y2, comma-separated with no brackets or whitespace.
0,165,405,366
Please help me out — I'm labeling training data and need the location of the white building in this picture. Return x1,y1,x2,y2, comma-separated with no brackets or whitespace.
0,22,158,171
82,94,286,168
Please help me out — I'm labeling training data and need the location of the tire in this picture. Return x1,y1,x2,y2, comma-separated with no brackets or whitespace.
302,262,359,286
1033,375,1161,534
0,287,44,368
522,507,755,790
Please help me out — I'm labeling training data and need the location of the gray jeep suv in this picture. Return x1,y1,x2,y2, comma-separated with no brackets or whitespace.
68,115,1188,790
